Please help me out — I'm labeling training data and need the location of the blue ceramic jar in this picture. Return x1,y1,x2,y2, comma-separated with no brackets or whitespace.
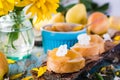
41,23,86,53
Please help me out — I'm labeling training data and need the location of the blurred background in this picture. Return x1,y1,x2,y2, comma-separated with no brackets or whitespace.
34,0,120,46
60,0,120,16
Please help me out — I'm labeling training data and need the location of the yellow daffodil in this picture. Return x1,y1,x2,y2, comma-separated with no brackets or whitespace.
16,0,59,23
0,0,15,16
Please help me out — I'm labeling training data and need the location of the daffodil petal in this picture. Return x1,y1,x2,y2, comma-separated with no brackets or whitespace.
22,76,33,80
32,68,39,71
7,59,16,64
10,73,23,80
15,0,31,7
25,0,59,23
7,0,14,4
0,0,3,8
37,66,47,77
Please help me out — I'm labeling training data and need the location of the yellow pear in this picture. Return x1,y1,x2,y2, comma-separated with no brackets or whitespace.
33,19,50,31
34,13,65,31
0,52,9,80
109,16,120,30
49,12,65,23
65,3,87,24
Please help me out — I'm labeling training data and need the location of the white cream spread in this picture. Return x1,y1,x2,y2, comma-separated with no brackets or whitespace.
77,33,91,45
56,44,68,57
103,33,112,42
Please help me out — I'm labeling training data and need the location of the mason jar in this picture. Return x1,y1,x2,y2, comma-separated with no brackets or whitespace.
0,12,34,61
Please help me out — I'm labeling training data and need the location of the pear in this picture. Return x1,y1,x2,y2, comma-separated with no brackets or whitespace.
0,52,9,80
65,4,87,24
87,12,109,35
49,12,65,23
109,16,120,30
34,19,50,31
34,13,65,31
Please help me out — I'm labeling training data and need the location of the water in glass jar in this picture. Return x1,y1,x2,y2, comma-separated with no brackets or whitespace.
0,27,34,60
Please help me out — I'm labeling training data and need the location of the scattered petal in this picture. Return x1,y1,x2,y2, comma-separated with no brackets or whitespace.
114,36,120,41
32,66,47,78
7,59,16,64
32,68,39,71
10,73,23,79
37,66,47,77
22,76,33,80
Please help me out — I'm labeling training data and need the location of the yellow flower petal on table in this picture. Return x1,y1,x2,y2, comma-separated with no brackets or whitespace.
37,66,47,77
7,59,16,64
32,66,47,78
22,76,33,80
10,73,23,80
32,68,39,71
114,36,120,41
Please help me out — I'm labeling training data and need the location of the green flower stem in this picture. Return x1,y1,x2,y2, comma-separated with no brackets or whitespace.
26,29,32,44
21,32,27,45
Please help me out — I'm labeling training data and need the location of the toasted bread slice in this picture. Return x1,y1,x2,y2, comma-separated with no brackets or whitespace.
71,35,105,57
47,48,85,73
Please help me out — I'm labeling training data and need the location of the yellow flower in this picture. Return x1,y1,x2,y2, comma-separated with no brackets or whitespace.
16,0,59,23
0,0,14,16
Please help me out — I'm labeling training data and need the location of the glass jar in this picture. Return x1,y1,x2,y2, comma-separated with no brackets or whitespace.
0,12,34,61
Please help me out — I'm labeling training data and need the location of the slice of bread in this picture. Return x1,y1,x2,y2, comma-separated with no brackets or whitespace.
47,48,85,73
71,35,105,57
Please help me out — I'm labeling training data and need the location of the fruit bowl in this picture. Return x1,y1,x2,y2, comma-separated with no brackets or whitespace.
41,23,86,53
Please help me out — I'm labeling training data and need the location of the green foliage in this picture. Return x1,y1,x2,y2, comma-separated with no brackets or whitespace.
80,0,109,13
94,73,104,80
57,3,76,15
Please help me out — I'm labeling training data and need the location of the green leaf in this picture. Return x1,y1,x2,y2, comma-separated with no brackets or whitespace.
8,31,19,49
65,4,76,10
94,3,109,13
57,3,76,15
80,0,93,11
57,4,65,12
95,73,104,80
79,0,109,13
91,2,99,9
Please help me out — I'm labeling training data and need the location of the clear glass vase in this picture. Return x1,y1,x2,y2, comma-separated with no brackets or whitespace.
0,12,34,61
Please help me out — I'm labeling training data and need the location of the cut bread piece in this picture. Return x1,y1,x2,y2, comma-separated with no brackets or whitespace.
71,34,105,57
47,48,85,73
